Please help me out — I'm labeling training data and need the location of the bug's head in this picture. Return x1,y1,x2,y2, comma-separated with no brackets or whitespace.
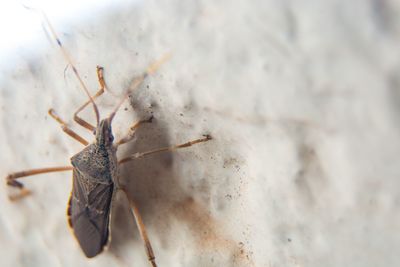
95,118,114,147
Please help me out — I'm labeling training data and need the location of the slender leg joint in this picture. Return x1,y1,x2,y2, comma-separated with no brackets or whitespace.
96,66,105,88
73,113,96,132
116,115,154,146
73,66,108,132
48,109,89,146
5,166,73,201
6,173,32,201
121,188,157,267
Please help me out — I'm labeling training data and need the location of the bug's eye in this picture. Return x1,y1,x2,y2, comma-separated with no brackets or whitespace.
93,129,97,135
109,135,114,142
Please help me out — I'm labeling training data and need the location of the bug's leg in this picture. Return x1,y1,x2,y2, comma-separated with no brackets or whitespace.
120,188,157,267
115,116,154,146
118,134,212,164
48,109,89,146
6,166,73,201
73,66,108,132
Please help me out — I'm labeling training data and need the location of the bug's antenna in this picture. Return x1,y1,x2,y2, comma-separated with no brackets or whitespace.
25,6,100,125
108,53,171,122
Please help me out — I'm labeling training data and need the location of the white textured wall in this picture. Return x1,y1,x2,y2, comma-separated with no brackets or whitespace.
1,1,400,266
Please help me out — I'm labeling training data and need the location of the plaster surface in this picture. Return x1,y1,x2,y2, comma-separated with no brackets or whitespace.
1,1,400,266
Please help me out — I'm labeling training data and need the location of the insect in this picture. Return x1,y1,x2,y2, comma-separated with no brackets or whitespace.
5,9,211,267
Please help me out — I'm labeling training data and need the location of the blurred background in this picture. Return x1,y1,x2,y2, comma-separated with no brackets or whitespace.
1,0,400,267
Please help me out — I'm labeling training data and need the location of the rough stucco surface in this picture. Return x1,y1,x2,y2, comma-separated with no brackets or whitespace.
1,0,400,266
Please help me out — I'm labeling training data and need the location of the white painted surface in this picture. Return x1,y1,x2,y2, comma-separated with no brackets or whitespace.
1,0,400,266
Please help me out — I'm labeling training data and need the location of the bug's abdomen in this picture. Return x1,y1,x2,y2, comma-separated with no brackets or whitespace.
67,170,114,258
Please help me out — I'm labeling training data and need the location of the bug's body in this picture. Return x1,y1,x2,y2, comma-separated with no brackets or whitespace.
68,119,117,257
5,9,212,267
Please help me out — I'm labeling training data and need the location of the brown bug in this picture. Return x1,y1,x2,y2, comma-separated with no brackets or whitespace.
6,10,211,267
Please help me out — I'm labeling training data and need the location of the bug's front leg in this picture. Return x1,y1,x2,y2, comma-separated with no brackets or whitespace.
48,109,89,145
73,66,109,132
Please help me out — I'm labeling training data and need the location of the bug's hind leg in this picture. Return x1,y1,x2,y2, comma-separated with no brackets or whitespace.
73,66,108,132
48,109,89,145
119,188,157,267
6,166,73,201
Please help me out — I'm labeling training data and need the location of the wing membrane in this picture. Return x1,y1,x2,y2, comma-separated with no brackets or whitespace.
67,170,114,258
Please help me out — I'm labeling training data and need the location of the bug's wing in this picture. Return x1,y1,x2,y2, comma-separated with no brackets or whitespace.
67,170,114,258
